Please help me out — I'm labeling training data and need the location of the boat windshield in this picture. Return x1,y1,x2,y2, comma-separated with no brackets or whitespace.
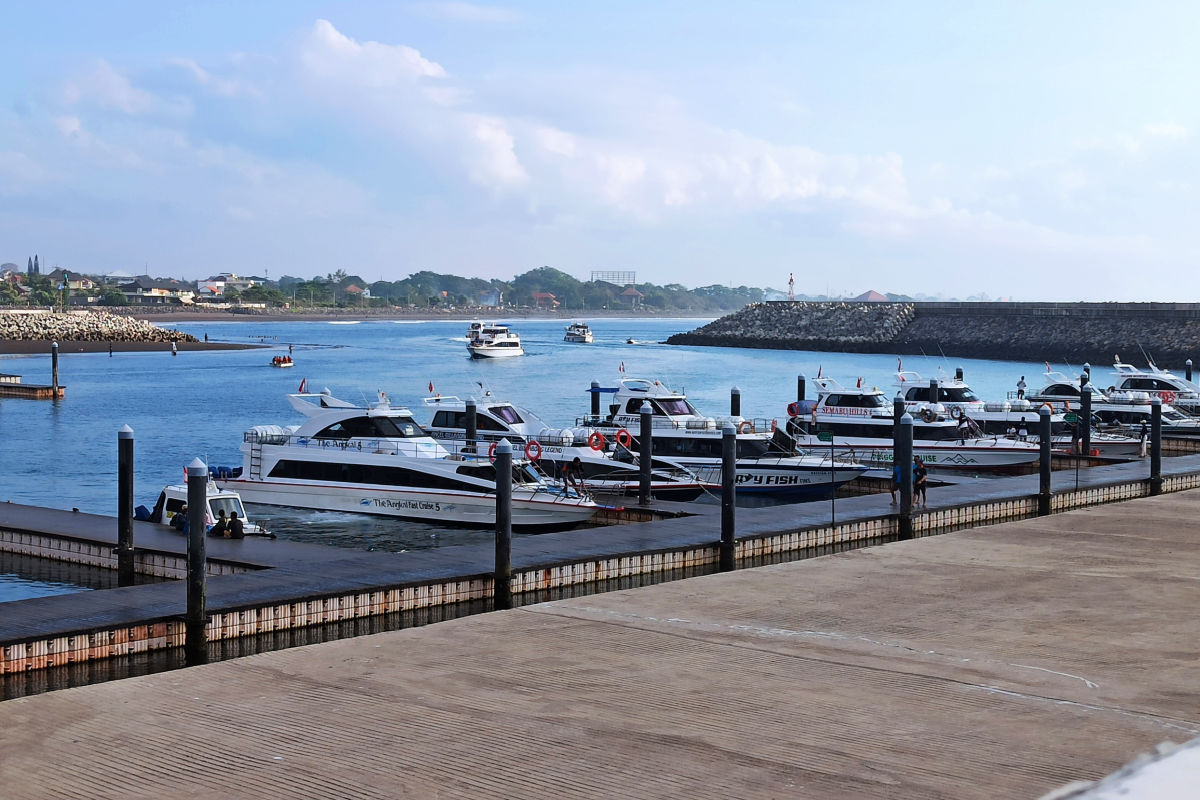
315,415,425,439
209,495,246,520
492,405,524,425
657,398,696,416
825,393,888,409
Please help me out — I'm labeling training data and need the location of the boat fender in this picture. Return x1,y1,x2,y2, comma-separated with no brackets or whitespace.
524,440,542,461
488,441,498,462
920,408,935,423
949,406,963,421
786,401,802,417
588,431,606,451
615,428,633,448
770,418,778,432
737,420,754,434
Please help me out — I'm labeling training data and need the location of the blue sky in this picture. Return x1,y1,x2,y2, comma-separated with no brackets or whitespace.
1,2,1197,300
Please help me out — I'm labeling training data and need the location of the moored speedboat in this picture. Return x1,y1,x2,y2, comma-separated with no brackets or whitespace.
1109,359,1200,416
136,476,272,537
564,322,594,343
467,323,525,358
422,390,716,500
580,378,868,496
1027,370,1200,438
213,389,597,530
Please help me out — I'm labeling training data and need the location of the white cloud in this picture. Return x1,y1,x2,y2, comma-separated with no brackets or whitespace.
169,58,262,98
301,19,446,85
1143,122,1188,140
62,61,153,115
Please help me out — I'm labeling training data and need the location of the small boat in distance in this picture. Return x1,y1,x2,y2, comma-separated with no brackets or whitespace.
271,355,294,368
467,323,525,358
564,322,594,343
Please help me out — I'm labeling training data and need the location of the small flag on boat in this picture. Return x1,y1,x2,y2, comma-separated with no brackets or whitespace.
897,357,902,371
618,362,625,374
817,365,822,378
298,378,307,393
428,380,435,394
1044,361,1051,373
857,377,862,388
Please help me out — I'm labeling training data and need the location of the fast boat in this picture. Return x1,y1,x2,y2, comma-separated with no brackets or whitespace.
1027,370,1200,438
564,322,594,343
895,367,1141,458
270,355,294,368
580,378,869,496
785,376,1042,472
1108,359,1200,416
136,476,272,537
213,389,599,530
466,323,525,359
421,390,716,500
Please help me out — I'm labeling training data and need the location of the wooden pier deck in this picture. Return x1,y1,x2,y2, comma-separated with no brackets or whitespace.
2,487,1198,798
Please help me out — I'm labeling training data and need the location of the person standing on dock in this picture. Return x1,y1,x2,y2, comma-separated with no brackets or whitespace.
1016,376,1026,399
914,456,927,507
1017,417,1029,441
890,462,903,504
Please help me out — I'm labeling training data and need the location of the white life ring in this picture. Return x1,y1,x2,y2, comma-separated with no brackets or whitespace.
949,406,963,421
737,421,754,434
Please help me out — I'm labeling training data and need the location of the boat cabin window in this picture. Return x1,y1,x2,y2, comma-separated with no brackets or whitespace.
905,387,978,403
491,405,523,425
315,416,424,439
1122,378,1176,391
825,393,887,408
1043,384,1080,397
430,410,511,432
625,397,695,416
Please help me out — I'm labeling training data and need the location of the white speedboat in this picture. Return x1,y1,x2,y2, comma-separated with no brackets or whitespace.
422,391,716,500
580,378,869,496
1108,359,1200,416
137,477,272,537
1027,370,1200,438
467,323,525,358
896,367,1141,458
214,389,598,530
270,355,294,368
785,376,1042,472
564,322,594,343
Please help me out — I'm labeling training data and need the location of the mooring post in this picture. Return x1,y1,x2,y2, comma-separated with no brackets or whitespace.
955,367,964,381
1038,407,1052,516
185,458,208,665
117,425,135,586
719,423,736,571
494,439,513,610
893,392,905,439
51,341,59,394
590,380,601,419
1150,398,1162,496
639,401,653,506
929,378,939,406
1187,359,1193,383
730,386,741,418
797,374,806,403
897,414,914,540
465,398,477,455
1080,380,1093,457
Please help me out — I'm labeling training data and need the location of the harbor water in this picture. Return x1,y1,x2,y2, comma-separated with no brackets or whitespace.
0,316,1092,588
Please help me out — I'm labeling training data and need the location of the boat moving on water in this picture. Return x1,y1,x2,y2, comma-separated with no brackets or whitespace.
466,323,525,359
564,322,594,343
214,389,599,530
136,477,272,537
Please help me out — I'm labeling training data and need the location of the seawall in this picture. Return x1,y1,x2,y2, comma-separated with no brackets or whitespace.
666,301,1200,367
0,310,198,345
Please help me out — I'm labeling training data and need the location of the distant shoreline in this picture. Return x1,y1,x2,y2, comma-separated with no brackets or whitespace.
0,340,257,355
116,309,716,324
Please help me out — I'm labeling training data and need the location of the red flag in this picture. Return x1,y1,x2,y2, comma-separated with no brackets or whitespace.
298,378,307,393
618,362,625,374
857,377,862,388
428,380,434,394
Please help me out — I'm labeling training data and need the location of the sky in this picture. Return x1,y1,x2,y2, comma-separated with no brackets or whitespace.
1,2,1197,301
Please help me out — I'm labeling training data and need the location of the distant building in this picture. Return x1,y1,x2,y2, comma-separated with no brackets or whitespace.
620,287,644,307
852,290,890,302
118,276,195,305
532,291,559,308
45,269,95,291
205,272,259,294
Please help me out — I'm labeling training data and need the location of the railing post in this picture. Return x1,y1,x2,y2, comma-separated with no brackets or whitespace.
730,386,741,418
185,458,208,666
897,414,914,541
494,439,513,610
51,341,59,394
1150,398,1162,496
465,398,477,455
1080,379,1092,457
639,402,653,506
1038,407,1052,516
719,423,736,571
117,425,135,586
1187,359,1193,383
797,374,806,402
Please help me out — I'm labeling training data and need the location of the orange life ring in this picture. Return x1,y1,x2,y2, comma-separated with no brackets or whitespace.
1040,402,1054,414
488,441,498,462
588,431,606,451
615,428,633,448
737,421,754,434
786,401,802,417
920,408,935,423
524,440,541,461
1161,390,1177,404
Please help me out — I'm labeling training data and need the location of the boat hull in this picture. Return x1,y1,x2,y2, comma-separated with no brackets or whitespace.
216,478,597,531
467,346,525,358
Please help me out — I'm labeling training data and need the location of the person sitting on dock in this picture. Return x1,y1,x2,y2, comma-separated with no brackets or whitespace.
208,508,228,538
227,511,245,539
562,457,585,495
171,505,187,532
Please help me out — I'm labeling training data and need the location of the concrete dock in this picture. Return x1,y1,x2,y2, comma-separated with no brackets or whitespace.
2,489,1198,798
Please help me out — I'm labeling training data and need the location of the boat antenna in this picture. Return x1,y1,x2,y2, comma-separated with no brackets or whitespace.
1137,341,1154,367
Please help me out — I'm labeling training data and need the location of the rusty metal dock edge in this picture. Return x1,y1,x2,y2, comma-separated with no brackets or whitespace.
2,472,1196,675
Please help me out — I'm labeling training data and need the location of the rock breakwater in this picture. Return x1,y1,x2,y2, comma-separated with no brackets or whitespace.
0,310,197,344
668,301,1200,368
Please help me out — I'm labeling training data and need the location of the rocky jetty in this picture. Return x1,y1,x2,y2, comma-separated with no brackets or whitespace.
0,310,197,344
667,301,1200,368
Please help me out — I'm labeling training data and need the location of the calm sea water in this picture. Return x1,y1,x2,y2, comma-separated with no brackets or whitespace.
0,315,1082,578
